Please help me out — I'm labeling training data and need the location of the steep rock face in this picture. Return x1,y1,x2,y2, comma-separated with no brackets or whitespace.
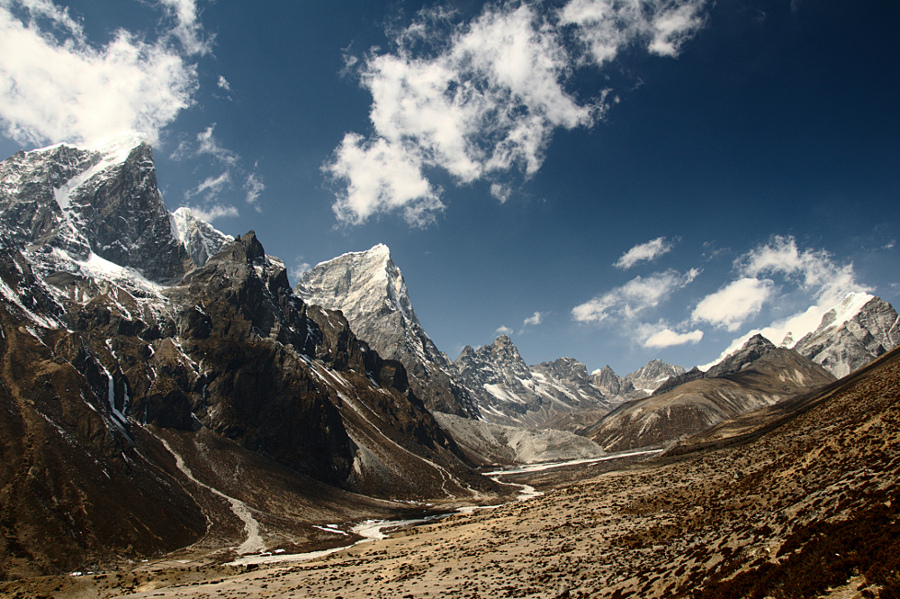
0,144,499,577
296,245,479,419
587,336,835,451
591,365,631,398
171,206,233,268
454,336,612,430
0,139,192,283
791,294,900,378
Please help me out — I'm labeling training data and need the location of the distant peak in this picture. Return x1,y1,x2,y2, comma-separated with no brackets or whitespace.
744,333,775,349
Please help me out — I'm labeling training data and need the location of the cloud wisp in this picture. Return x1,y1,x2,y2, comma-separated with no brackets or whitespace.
572,268,700,324
614,236,674,269
639,323,703,348
326,0,709,227
0,0,205,147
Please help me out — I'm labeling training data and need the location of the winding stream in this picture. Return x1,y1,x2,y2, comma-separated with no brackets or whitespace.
227,449,661,567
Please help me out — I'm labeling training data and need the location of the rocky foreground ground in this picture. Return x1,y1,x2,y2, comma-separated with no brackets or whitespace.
3,349,900,599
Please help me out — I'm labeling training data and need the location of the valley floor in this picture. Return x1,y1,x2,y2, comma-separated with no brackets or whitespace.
4,351,900,599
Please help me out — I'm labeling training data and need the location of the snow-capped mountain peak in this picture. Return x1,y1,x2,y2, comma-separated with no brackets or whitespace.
299,244,418,327
170,207,234,268
296,244,479,418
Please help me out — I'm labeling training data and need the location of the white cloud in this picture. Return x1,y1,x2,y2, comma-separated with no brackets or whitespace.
289,257,311,283
523,311,543,327
692,277,774,331
572,268,700,323
0,0,199,146
243,170,265,211
217,75,231,92
559,0,707,66
186,203,238,223
614,236,673,269
158,0,211,56
327,0,709,226
495,325,514,337
738,235,861,307
641,325,703,348
698,237,873,367
490,183,512,204
195,124,238,165
327,133,444,227
186,172,231,199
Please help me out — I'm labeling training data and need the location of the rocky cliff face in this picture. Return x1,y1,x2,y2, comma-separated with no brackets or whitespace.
791,293,900,378
295,244,480,419
454,336,612,430
0,141,498,577
170,206,233,268
0,138,192,283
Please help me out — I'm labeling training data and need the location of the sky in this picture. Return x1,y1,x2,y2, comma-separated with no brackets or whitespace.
0,0,898,376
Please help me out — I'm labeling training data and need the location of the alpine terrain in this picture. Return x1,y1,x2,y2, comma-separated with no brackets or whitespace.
1,138,899,598
0,139,500,578
454,335,613,430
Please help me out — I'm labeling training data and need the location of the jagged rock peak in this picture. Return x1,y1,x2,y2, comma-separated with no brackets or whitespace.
624,359,686,393
297,243,418,326
792,293,900,378
1,135,192,284
170,206,233,268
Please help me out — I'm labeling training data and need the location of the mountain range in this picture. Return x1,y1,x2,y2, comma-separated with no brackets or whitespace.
1,137,898,579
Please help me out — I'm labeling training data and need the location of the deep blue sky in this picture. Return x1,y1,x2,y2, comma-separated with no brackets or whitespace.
1,0,897,375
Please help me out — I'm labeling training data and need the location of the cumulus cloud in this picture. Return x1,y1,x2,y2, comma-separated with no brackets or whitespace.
328,133,444,227
640,325,703,348
614,236,673,269
495,325,514,337
523,311,543,327
738,235,861,307
559,0,707,65
572,268,700,323
692,277,774,331
0,0,200,146
327,0,709,226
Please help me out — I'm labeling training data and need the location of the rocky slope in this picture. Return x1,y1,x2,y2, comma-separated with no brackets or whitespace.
454,336,613,431
0,141,501,578
432,412,607,466
22,346,900,599
295,245,479,419
587,335,835,451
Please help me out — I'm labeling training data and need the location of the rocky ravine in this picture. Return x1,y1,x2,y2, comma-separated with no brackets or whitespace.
9,345,899,599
